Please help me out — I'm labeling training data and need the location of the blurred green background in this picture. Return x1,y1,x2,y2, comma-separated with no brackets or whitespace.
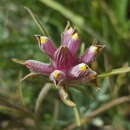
0,0,130,129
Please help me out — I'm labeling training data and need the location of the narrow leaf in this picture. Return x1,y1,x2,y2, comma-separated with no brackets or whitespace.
73,107,81,127
24,7,49,36
20,72,39,82
98,67,130,78
59,87,76,107
39,0,102,41
35,83,52,115
40,0,84,26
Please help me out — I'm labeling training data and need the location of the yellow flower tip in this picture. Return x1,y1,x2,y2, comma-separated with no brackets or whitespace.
90,45,98,53
79,63,88,71
40,36,47,44
72,33,79,40
53,71,60,78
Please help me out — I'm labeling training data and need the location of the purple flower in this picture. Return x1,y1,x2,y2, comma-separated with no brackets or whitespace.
19,24,104,107
24,25,104,87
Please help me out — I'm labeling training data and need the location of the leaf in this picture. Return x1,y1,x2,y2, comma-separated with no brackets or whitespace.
110,0,128,23
40,0,84,26
58,87,76,107
35,83,52,115
98,67,130,78
39,0,102,41
20,72,39,82
24,7,49,36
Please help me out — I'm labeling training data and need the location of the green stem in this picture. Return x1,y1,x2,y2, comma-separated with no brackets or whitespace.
73,106,81,127
24,7,49,36
35,83,52,116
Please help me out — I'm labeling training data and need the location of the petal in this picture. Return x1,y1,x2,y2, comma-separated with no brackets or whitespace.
61,26,80,55
25,60,54,75
80,69,97,83
80,45,105,64
69,65,97,84
67,32,80,56
53,46,76,70
49,70,65,86
69,63,89,79
61,25,75,46
34,35,56,58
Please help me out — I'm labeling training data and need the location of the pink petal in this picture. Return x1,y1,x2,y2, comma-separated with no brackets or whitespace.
61,26,74,46
49,70,65,85
68,63,89,79
25,60,54,75
34,35,56,58
53,46,77,70
67,33,80,56
68,65,97,84
80,45,105,64
61,26,80,56
80,69,97,83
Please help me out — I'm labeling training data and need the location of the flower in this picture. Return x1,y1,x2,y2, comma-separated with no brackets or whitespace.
19,24,105,106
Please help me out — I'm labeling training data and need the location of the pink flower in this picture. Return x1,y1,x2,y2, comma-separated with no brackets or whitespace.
15,24,105,107
24,24,104,87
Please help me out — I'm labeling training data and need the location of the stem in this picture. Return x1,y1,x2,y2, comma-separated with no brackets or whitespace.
19,81,25,106
24,7,49,36
35,83,52,116
67,89,81,127
49,99,59,130
58,87,76,107
73,106,81,127
20,72,39,81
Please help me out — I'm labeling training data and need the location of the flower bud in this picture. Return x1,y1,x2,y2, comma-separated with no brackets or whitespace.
62,26,80,56
50,70,65,85
81,45,105,64
25,60,54,75
34,35,56,58
69,63,89,78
